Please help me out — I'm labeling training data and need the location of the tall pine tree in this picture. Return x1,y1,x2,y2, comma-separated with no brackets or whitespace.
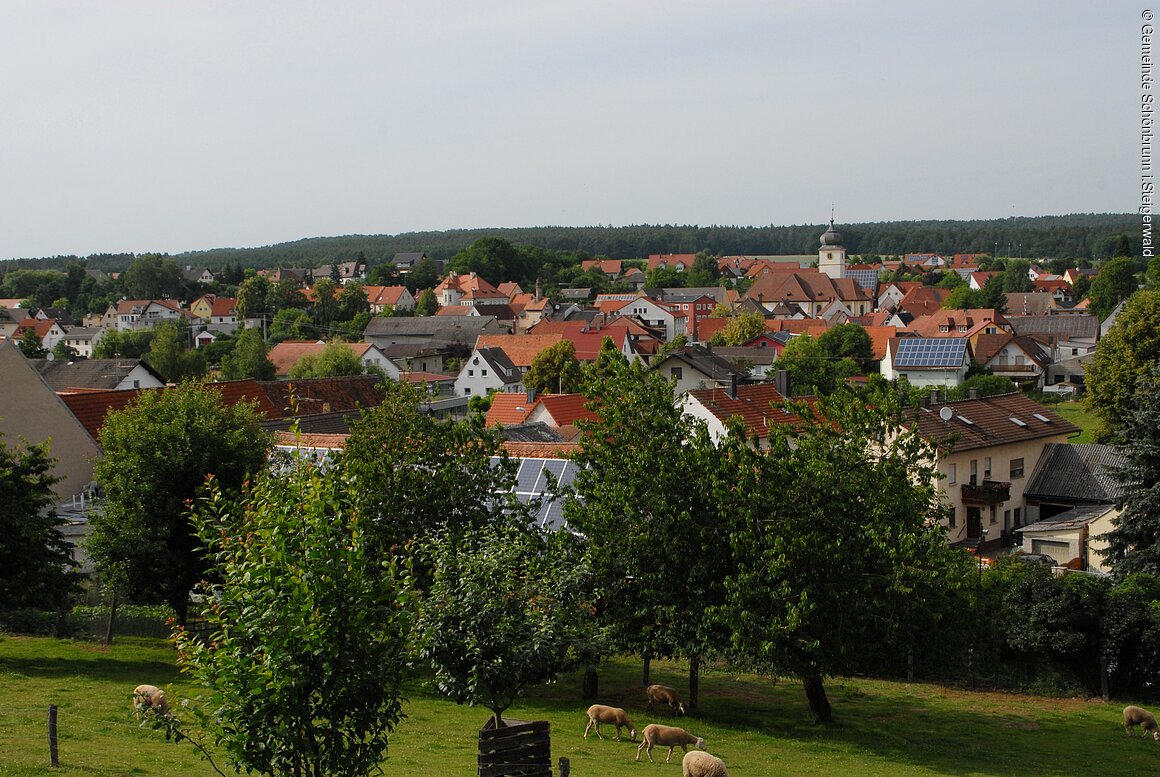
1104,362,1160,576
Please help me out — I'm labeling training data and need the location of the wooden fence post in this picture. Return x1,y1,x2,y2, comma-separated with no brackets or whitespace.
47,704,59,767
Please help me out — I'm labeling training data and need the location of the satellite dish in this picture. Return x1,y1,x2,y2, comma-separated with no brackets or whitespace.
939,405,953,421
45,351,55,361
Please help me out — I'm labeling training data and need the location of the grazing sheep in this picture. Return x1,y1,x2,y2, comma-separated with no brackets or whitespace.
682,750,730,777
646,683,687,715
635,723,705,763
583,704,637,741
1123,705,1160,740
131,684,170,719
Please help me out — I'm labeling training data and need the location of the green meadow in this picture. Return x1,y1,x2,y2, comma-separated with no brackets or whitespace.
0,635,1155,777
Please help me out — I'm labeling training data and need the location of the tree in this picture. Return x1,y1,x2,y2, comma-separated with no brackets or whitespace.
686,250,720,287
722,388,965,722
221,326,276,381
173,457,411,777
52,339,78,361
582,336,629,387
415,288,438,316
1003,259,1034,293
646,266,686,289
123,254,182,300
270,307,314,341
525,340,582,394
311,278,339,330
417,516,597,728
1085,290,1160,440
340,381,515,553
18,330,46,359
713,312,765,346
406,259,440,295
1147,255,1160,290
566,358,737,708
236,275,271,322
774,334,834,395
1102,363,1160,576
448,237,525,286
93,329,154,359
337,282,370,323
268,278,308,313
144,319,205,383
288,341,364,379
0,435,79,612
817,322,874,371
1089,257,1140,321
86,383,271,624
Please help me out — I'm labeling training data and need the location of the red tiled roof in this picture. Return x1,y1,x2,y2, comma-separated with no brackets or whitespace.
686,382,799,437
904,393,1079,453
535,393,598,426
475,334,564,368
486,393,540,427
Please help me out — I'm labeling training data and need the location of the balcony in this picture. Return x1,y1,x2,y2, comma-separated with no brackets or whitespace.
961,479,1010,505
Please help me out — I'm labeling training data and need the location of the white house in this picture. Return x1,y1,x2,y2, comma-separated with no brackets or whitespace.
454,346,524,397
880,337,972,389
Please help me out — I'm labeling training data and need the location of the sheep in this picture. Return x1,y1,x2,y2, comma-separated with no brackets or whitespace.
635,723,705,763
682,750,730,777
646,683,687,716
1123,705,1160,740
131,684,170,719
583,704,637,741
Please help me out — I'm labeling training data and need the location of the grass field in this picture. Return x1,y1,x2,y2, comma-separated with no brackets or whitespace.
1049,400,1100,444
1,635,1156,776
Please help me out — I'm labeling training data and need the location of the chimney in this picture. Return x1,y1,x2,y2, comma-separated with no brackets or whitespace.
774,369,790,398
726,374,738,400
930,388,940,405
527,387,538,403
968,387,978,400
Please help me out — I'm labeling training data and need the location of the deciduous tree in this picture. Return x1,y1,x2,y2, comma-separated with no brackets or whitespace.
86,383,271,624
1102,363,1160,576
174,458,411,777
220,326,275,381
1088,257,1140,321
1085,290,1160,440
288,341,364,379
525,340,582,394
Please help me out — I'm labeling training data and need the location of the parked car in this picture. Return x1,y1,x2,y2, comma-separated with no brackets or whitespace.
1016,552,1057,567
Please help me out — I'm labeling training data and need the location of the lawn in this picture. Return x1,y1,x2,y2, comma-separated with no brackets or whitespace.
0,635,1155,776
1049,400,1100,444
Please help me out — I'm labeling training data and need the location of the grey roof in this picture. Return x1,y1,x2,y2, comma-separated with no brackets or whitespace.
364,314,500,342
476,346,521,384
29,358,163,391
1005,293,1055,317
392,252,427,265
656,344,750,382
498,422,566,443
1017,504,1118,533
1023,443,1126,503
1008,315,1099,339
710,345,777,367
846,268,880,293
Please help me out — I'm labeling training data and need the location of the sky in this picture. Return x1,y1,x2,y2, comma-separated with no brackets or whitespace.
0,1,1143,260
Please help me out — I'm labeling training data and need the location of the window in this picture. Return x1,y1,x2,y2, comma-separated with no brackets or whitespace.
464,387,472,395
984,457,991,480
990,506,997,524
481,369,488,377
1014,507,1022,527
948,463,957,484
1010,457,1024,479
468,369,474,377
1004,509,1011,527
949,508,956,528
969,459,978,485
671,367,683,380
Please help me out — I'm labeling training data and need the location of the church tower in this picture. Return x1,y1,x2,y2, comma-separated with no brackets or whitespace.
818,217,846,280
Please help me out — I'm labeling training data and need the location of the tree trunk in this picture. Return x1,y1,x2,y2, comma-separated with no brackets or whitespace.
582,665,599,700
688,656,700,712
104,590,119,645
490,709,506,729
802,674,832,723
642,653,651,686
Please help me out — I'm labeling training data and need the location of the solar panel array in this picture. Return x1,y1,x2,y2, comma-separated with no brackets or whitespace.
846,268,880,293
894,338,968,368
493,456,580,531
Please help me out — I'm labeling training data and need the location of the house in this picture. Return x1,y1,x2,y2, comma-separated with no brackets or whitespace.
182,266,215,285
0,306,24,340
880,337,972,388
14,318,67,351
30,358,166,391
702,345,778,379
904,392,1080,547
190,294,239,334
57,325,105,358
743,271,872,318
581,259,623,279
600,296,687,341
310,259,367,285
379,343,446,374
680,378,796,447
1022,443,1126,521
1016,505,1120,573
105,299,191,332
658,292,718,340
0,339,104,500
970,333,1051,389
906,309,1011,342
266,340,399,379
363,285,416,314
35,307,76,327
362,315,504,351
434,271,508,308
392,252,431,273
486,392,597,435
647,253,696,273
454,346,524,397
651,344,752,396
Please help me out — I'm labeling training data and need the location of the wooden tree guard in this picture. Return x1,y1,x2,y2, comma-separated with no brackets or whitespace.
478,718,552,777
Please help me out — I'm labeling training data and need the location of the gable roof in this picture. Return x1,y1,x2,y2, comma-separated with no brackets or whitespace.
655,344,750,382
890,337,970,369
685,382,798,438
486,393,540,427
971,333,1051,369
904,393,1080,453
1023,443,1126,503
30,358,165,391
475,334,564,369
535,393,598,427
1008,314,1100,340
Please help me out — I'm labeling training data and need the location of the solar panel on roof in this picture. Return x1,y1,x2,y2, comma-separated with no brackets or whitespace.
894,338,967,368
494,456,580,531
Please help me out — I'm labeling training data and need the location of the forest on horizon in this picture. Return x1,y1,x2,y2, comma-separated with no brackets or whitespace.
2,213,1143,273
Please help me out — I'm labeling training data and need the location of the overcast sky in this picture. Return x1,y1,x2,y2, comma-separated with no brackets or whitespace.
0,1,1142,260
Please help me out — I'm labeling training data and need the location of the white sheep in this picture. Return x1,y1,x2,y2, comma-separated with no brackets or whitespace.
646,683,687,715
131,684,170,719
682,750,730,777
635,723,705,763
1123,705,1160,740
583,704,637,741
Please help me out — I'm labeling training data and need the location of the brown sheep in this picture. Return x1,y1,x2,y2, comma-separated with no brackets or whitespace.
131,684,170,719
646,683,687,716
1123,705,1160,740
635,723,705,763
583,704,637,741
